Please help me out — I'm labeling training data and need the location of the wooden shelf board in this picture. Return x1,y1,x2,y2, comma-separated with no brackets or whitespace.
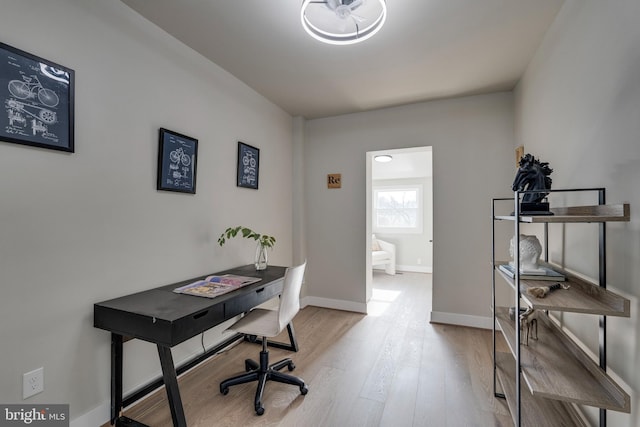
495,264,630,317
495,307,630,413
494,203,630,223
495,352,586,427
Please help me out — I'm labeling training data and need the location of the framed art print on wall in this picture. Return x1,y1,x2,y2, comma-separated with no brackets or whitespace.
157,128,198,194
237,141,259,189
0,42,75,152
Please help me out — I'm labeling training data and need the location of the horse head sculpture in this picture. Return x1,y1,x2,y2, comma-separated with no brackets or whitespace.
512,154,553,203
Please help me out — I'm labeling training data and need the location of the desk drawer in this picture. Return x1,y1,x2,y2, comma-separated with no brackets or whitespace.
224,282,281,318
172,304,225,345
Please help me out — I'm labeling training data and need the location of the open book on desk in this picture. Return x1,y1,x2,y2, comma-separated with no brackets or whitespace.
173,274,262,298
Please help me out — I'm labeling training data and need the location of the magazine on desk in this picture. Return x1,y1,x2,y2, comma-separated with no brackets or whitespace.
173,274,262,298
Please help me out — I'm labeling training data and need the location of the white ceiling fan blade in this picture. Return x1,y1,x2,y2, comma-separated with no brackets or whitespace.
326,0,340,10
339,17,349,33
305,0,330,9
348,0,364,11
306,2,339,20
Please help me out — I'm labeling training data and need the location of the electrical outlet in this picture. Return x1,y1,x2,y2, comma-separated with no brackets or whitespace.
23,367,44,399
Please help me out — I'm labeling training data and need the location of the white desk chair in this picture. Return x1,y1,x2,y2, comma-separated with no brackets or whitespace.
219,262,308,415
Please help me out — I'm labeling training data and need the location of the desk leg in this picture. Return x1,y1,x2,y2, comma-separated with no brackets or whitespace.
157,345,187,427
111,333,123,425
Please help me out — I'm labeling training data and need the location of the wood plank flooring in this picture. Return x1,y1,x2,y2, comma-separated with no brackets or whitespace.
109,272,512,426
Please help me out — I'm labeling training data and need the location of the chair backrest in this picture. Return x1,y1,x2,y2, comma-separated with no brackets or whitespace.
277,261,306,333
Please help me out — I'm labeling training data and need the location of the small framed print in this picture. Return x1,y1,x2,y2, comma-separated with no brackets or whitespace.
157,128,198,194
237,141,259,189
327,173,341,188
0,42,75,152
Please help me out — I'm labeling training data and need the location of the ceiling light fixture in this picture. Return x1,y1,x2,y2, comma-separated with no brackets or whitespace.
301,0,387,46
374,155,393,163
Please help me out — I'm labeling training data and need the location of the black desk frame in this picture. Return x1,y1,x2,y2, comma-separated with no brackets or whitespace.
94,265,296,427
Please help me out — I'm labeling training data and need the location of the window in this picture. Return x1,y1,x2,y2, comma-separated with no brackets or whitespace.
373,185,423,233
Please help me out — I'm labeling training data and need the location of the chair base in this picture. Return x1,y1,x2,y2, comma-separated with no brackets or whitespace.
220,347,308,415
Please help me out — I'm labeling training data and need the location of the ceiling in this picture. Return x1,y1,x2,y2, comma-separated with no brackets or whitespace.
120,0,564,119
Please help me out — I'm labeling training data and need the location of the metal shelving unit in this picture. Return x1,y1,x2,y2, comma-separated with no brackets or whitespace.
491,188,631,427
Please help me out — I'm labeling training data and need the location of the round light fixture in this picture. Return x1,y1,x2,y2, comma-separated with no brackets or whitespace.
301,0,387,46
374,155,393,163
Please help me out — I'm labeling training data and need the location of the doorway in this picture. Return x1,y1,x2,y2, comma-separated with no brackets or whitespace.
366,147,433,308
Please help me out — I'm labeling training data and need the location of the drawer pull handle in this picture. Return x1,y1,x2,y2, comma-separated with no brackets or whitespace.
193,310,208,319
256,288,265,293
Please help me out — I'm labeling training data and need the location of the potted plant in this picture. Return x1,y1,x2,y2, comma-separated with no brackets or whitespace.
218,226,276,270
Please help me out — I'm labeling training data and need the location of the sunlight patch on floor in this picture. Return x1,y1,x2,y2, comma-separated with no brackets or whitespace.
367,288,402,316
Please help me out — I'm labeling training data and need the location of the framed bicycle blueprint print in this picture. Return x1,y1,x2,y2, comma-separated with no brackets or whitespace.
0,42,75,152
157,128,198,194
237,141,259,189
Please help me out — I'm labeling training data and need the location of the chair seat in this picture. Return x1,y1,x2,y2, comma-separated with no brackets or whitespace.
228,308,280,338
372,250,390,262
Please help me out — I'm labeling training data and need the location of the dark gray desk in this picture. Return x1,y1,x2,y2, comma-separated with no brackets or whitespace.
94,265,291,427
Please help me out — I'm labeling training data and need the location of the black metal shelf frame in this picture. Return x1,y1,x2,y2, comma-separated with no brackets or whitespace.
491,188,608,427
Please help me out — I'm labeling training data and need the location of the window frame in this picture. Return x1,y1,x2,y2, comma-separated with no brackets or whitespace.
373,184,423,234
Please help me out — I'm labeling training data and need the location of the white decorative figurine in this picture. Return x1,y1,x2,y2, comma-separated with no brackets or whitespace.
509,234,544,274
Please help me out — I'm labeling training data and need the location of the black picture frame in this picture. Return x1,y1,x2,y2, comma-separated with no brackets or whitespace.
237,141,260,189
157,128,198,194
0,42,74,152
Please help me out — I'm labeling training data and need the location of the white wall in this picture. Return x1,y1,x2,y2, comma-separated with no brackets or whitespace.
303,93,515,325
515,0,640,424
0,0,293,423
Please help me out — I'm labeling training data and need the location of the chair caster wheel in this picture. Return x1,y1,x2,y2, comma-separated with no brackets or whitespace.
287,362,295,371
256,406,265,416
220,386,229,395
300,385,308,395
245,359,258,371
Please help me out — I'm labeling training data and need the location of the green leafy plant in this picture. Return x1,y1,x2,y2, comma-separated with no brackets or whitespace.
217,226,276,248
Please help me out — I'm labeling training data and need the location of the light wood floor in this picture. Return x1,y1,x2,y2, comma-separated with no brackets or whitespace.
112,272,512,426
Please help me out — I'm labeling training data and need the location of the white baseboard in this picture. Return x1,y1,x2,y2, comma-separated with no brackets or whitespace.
71,403,109,427
430,311,492,329
302,296,367,313
373,265,432,274
396,265,432,273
